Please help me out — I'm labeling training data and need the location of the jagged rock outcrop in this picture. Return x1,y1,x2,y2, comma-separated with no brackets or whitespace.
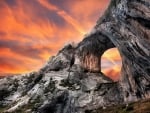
0,0,150,113
96,0,150,101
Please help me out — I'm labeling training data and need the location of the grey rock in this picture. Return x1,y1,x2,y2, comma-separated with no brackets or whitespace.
0,0,150,113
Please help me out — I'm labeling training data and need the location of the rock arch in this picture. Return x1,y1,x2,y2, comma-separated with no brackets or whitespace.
75,31,115,73
41,0,150,103
74,0,150,101
1,0,150,112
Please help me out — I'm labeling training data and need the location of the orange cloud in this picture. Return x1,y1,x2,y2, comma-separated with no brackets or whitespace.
0,0,123,81
66,0,110,31
38,0,86,35
103,66,121,81
101,48,122,81
0,48,42,73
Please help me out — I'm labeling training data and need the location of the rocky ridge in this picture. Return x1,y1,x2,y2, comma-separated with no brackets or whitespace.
0,0,150,113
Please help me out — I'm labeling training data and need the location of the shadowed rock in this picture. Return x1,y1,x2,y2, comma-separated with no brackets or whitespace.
0,0,150,113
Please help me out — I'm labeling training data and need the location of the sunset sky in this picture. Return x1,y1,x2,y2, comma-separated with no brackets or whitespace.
0,0,121,80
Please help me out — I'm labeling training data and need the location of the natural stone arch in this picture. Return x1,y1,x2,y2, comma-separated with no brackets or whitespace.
95,0,150,100
75,31,115,73
1,0,150,112
75,0,150,101
74,32,122,82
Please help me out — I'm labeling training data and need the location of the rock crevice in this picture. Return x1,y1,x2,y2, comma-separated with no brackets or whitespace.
0,0,150,112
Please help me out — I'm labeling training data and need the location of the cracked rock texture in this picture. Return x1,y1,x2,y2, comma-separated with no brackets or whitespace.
0,0,150,113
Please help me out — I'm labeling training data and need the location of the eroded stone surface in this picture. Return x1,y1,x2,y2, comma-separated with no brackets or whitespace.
0,0,150,113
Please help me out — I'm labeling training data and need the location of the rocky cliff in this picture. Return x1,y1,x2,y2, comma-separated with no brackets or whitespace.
0,0,150,113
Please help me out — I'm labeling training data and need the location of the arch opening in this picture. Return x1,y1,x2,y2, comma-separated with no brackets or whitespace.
101,48,122,81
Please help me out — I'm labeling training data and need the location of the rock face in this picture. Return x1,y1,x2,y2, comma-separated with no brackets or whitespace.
97,0,150,101
0,0,150,113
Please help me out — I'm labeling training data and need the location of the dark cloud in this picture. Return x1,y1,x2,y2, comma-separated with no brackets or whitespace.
21,0,67,27
0,39,51,59
0,56,24,66
4,0,17,7
0,0,115,77
48,0,71,12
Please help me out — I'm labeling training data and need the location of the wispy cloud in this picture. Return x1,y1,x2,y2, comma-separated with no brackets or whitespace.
0,0,111,75
38,0,86,34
